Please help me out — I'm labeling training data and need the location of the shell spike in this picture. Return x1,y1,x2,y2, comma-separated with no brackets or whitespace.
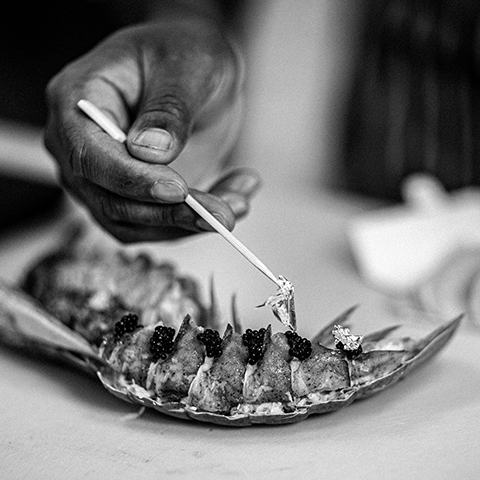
173,314,193,343
311,305,359,346
404,315,463,370
363,325,401,343
230,294,243,334
207,275,222,330
223,323,234,341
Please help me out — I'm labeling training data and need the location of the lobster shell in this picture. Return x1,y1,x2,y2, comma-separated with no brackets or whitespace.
0,244,462,426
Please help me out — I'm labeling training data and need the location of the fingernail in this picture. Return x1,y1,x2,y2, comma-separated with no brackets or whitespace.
230,174,260,194
195,213,228,232
220,192,247,217
151,180,186,203
133,128,172,151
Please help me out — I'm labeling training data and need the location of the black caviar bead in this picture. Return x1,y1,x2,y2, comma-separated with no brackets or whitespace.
344,345,363,359
149,325,176,362
113,313,141,340
242,328,267,365
285,331,312,361
198,329,223,358
335,341,362,359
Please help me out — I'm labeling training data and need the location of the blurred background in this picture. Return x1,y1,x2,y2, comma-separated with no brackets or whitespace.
0,0,133,230
343,0,480,200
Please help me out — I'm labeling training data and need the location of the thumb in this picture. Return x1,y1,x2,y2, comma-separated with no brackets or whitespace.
126,90,192,165
125,30,240,166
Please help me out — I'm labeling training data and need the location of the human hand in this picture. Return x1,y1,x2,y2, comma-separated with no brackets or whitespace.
45,18,259,243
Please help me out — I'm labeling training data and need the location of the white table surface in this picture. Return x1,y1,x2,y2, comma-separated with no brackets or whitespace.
0,182,479,480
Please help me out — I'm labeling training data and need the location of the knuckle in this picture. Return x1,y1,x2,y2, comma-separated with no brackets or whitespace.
44,73,62,106
97,195,130,223
143,93,191,127
89,188,192,231
140,204,190,229
67,130,90,178
157,204,179,227
118,176,136,191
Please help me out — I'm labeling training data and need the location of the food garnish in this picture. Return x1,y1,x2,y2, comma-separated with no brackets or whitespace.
197,328,223,358
114,313,141,340
260,276,296,331
149,325,176,361
242,328,268,365
285,331,312,361
332,324,364,359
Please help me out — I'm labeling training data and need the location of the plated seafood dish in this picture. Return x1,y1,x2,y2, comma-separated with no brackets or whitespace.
0,239,461,426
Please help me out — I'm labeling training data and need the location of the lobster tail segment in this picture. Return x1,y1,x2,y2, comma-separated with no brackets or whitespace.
188,324,248,413
151,315,204,402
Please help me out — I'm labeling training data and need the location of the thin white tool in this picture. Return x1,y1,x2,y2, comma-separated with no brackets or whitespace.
184,194,280,285
77,99,127,143
77,99,281,287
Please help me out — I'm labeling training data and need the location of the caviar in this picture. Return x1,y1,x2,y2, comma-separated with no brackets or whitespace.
149,326,176,362
197,329,223,358
242,328,267,365
114,313,140,340
285,330,312,361
335,341,362,359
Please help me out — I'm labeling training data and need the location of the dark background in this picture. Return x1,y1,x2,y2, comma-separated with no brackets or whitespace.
0,1,130,230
